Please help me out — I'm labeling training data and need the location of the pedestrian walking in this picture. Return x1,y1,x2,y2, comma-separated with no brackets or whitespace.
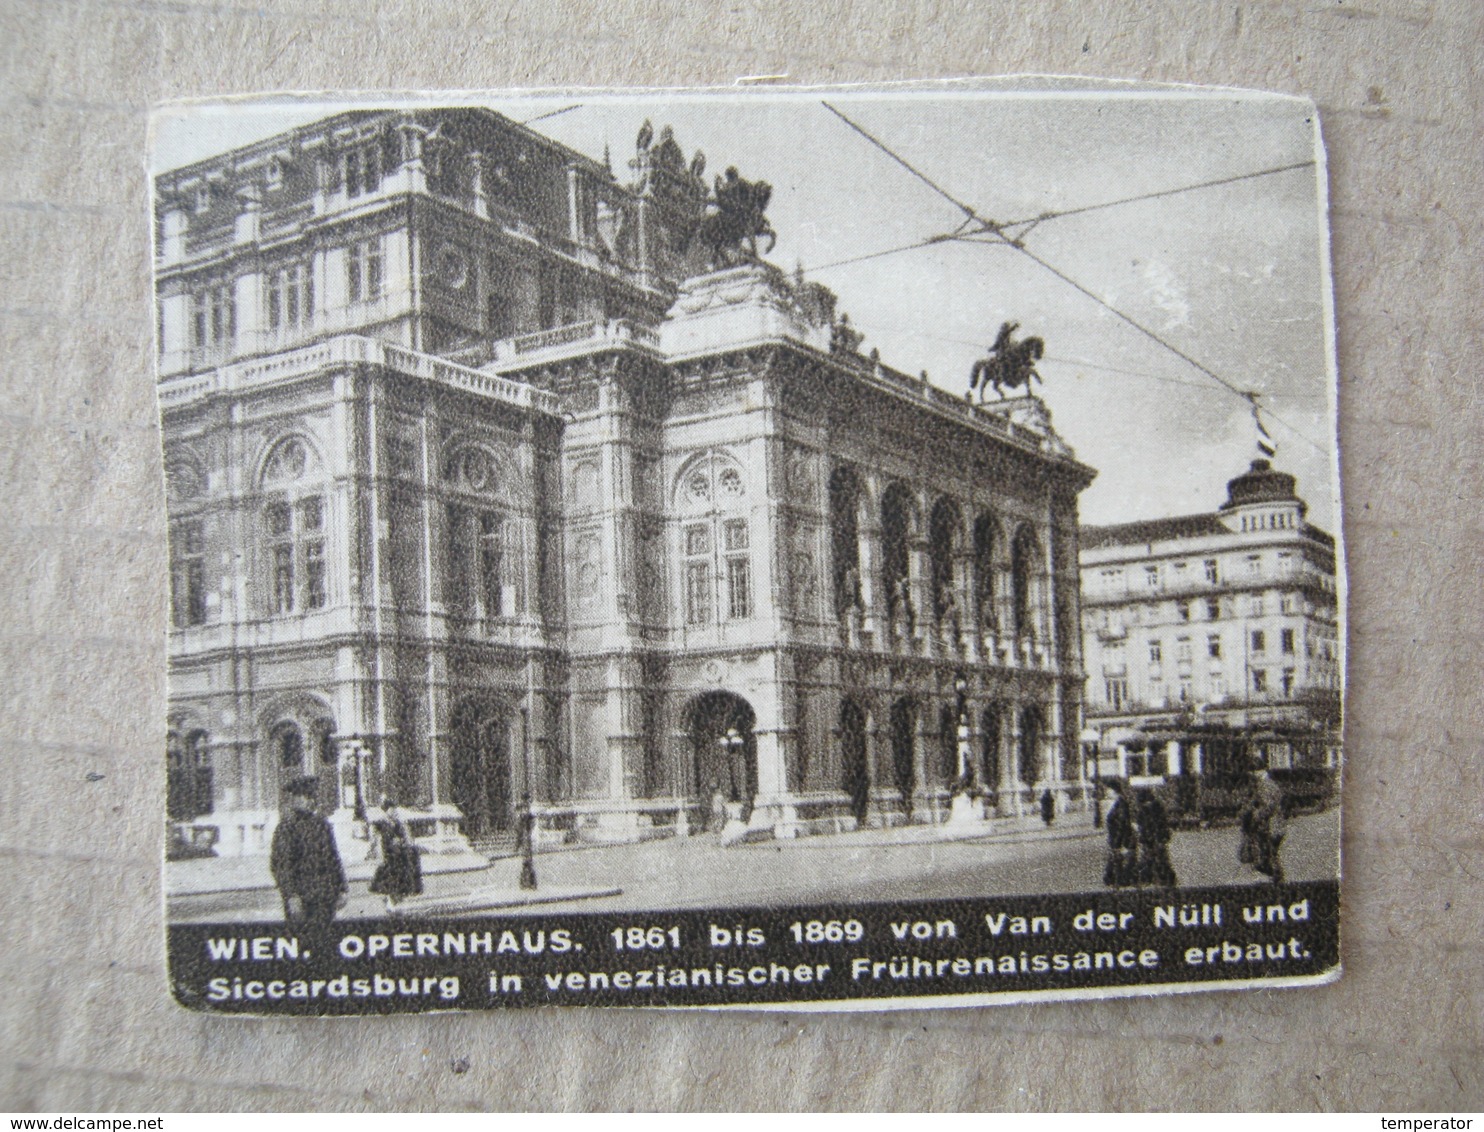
1242,760,1288,884
1135,787,1178,887
368,796,423,910
269,775,348,929
1039,788,1055,827
1102,779,1138,888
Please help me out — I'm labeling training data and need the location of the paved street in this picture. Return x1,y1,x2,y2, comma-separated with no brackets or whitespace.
168,808,1338,924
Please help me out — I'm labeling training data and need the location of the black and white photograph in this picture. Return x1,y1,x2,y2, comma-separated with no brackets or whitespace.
154,85,1343,1013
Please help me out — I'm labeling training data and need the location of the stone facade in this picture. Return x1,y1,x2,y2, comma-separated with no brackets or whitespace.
158,108,1095,858
1079,460,1342,789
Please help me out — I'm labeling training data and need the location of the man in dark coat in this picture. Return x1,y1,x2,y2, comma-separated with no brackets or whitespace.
1103,779,1138,888
1245,762,1288,884
1135,788,1178,887
270,775,348,928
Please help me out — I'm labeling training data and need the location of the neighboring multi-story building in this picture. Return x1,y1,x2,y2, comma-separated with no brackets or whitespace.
157,107,1095,859
1079,458,1341,799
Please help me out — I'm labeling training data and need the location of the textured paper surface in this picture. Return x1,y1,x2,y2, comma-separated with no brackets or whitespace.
1,1,1480,1111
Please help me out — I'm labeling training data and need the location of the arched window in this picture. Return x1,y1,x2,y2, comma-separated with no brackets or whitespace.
928,497,962,624
973,513,998,632
1018,704,1043,786
828,466,863,615
881,483,915,623
260,438,327,616
677,452,753,626
167,730,214,820
272,721,305,774
1011,525,1039,640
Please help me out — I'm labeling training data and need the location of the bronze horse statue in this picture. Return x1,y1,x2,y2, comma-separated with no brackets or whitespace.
697,167,778,268
970,321,1045,400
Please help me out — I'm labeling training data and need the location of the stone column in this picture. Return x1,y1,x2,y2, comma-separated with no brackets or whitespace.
468,151,489,219
567,165,585,244
160,205,188,265
857,481,885,644
1000,708,1021,815
395,121,429,194
908,532,930,649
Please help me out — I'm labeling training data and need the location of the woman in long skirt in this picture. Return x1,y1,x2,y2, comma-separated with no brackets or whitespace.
369,796,424,909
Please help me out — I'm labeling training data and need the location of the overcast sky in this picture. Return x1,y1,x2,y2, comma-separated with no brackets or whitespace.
152,86,1339,532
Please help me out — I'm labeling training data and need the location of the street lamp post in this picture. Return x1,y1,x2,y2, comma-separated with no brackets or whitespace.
518,792,538,890
953,673,970,785
720,727,743,803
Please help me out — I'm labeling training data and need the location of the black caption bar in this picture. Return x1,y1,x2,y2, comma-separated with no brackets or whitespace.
169,880,1338,1014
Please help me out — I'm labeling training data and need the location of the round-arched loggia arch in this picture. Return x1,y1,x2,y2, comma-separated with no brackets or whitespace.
839,697,869,824
450,697,515,838
889,695,918,818
687,691,757,821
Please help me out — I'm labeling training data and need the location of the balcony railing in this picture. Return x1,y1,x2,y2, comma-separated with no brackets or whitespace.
488,318,661,365
158,334,559,416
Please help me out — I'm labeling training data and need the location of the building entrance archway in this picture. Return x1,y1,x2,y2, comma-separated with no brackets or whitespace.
839,697,869,823
688,691,757,820
450,699,515,838
889,696,917,817
980,705,1003,796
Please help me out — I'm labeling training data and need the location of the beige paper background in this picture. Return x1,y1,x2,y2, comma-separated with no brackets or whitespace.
1,0,1480,1111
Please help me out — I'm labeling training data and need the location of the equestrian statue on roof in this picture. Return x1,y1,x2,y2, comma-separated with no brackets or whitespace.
969,321,1045,401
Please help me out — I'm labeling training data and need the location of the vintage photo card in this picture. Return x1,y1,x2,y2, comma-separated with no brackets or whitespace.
155,84,1342,1013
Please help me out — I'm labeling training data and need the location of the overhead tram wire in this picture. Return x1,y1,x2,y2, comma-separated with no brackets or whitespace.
521,104,582,126
998,160,1316,230
816,100,1327,454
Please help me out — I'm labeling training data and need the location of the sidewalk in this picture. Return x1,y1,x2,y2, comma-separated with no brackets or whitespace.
166,808,1102,897
165,844,492,898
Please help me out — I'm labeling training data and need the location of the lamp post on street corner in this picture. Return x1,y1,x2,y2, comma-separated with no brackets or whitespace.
720,727,744,808
518,791,538,890
954,672,971,784
1081,727,1103,829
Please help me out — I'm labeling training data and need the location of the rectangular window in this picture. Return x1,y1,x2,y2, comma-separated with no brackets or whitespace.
344,144,382,198
169,520,207,628
1207,633,1222,659
1280,593,1295,614
1148,641,1162,665
723,519,749,552
685,525,710,556
1175,637,1192,663
1204,558,1219,584
1281,668,1296,696
1206,597,1221,620
1248,595,1264,618
192,283,236,349
1251,630,1266,654
479,512,503,617
1176,600,1191,622
266,498,327,616
1281,628,1296,654
723,519,751,619
347,239,384,304
272,545,295,614
267,262,313,332
1104,677,1128,710
726,556,752,620
1253,669,1268,694
1144,565,1160,589
1247,554,1262,576
299,498,326,610
685,560,711,626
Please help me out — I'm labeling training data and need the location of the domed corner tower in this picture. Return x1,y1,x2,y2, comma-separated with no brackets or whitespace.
1218,459,1308,535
